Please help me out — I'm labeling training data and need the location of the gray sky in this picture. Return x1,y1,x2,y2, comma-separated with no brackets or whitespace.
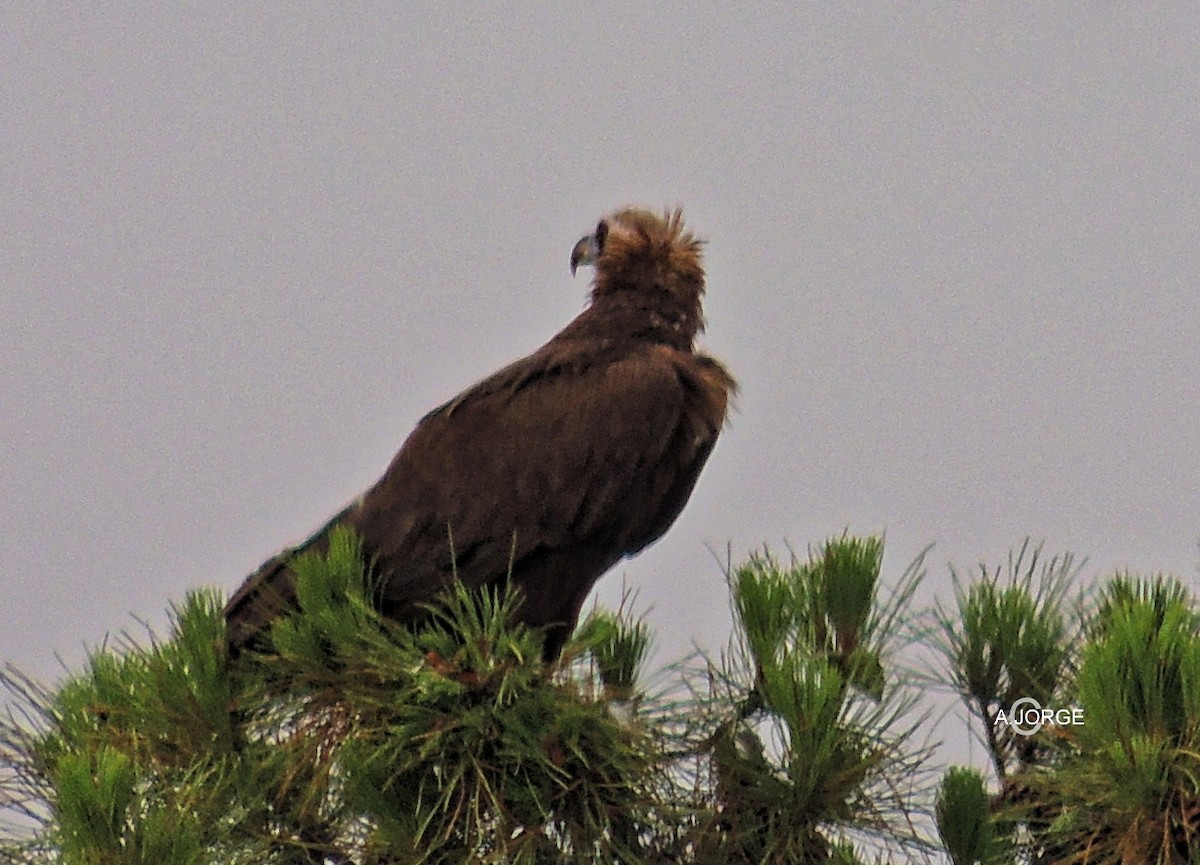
3,6,1198,778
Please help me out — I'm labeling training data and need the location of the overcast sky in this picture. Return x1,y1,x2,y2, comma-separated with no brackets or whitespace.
3,6,1198,782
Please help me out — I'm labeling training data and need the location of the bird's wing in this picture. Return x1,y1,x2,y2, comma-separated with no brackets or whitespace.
223,341,732,651
354,341,729,605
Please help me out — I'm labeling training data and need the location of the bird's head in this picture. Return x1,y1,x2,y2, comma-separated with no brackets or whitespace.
570,219,608,276
570,208,703,286
568,207,708,344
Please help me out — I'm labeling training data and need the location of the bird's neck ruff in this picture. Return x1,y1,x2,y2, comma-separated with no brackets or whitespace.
565,291,703,351
584,208,707,350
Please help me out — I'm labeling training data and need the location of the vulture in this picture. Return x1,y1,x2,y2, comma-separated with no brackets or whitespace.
224,207,736,659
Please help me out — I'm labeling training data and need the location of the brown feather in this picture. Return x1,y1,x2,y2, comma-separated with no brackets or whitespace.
224,207,736,659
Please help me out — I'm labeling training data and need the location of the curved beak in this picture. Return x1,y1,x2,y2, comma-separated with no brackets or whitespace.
570,233,601,276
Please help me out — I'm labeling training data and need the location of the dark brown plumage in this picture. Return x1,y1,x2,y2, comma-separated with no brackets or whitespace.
224,207,735,659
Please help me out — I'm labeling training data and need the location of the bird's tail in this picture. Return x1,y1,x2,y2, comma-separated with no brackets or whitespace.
223,502,357,655
223,553,300,655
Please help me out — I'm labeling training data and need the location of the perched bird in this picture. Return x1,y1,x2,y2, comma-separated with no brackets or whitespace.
224,207,735,659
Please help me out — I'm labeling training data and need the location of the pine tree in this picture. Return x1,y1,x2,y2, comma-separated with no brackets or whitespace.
3,531,1198,863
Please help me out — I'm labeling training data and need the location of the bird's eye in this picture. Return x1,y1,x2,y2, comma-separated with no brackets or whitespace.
595,220,608,251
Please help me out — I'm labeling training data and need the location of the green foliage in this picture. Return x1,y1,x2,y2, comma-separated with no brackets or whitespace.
8,529,1198,864
0,528,666,864
1028,576,1200,864
52,746,206,865
233,527,666,863
1078,578,1198,745
1,529,941,865
572,607,652,702
0,591,244,865
689,535,936,863
931,540,1078,779
732,535,900,704
935,767,994,865
934,548,1200,865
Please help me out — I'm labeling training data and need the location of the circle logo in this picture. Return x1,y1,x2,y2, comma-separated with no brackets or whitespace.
1006,697,1044,736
